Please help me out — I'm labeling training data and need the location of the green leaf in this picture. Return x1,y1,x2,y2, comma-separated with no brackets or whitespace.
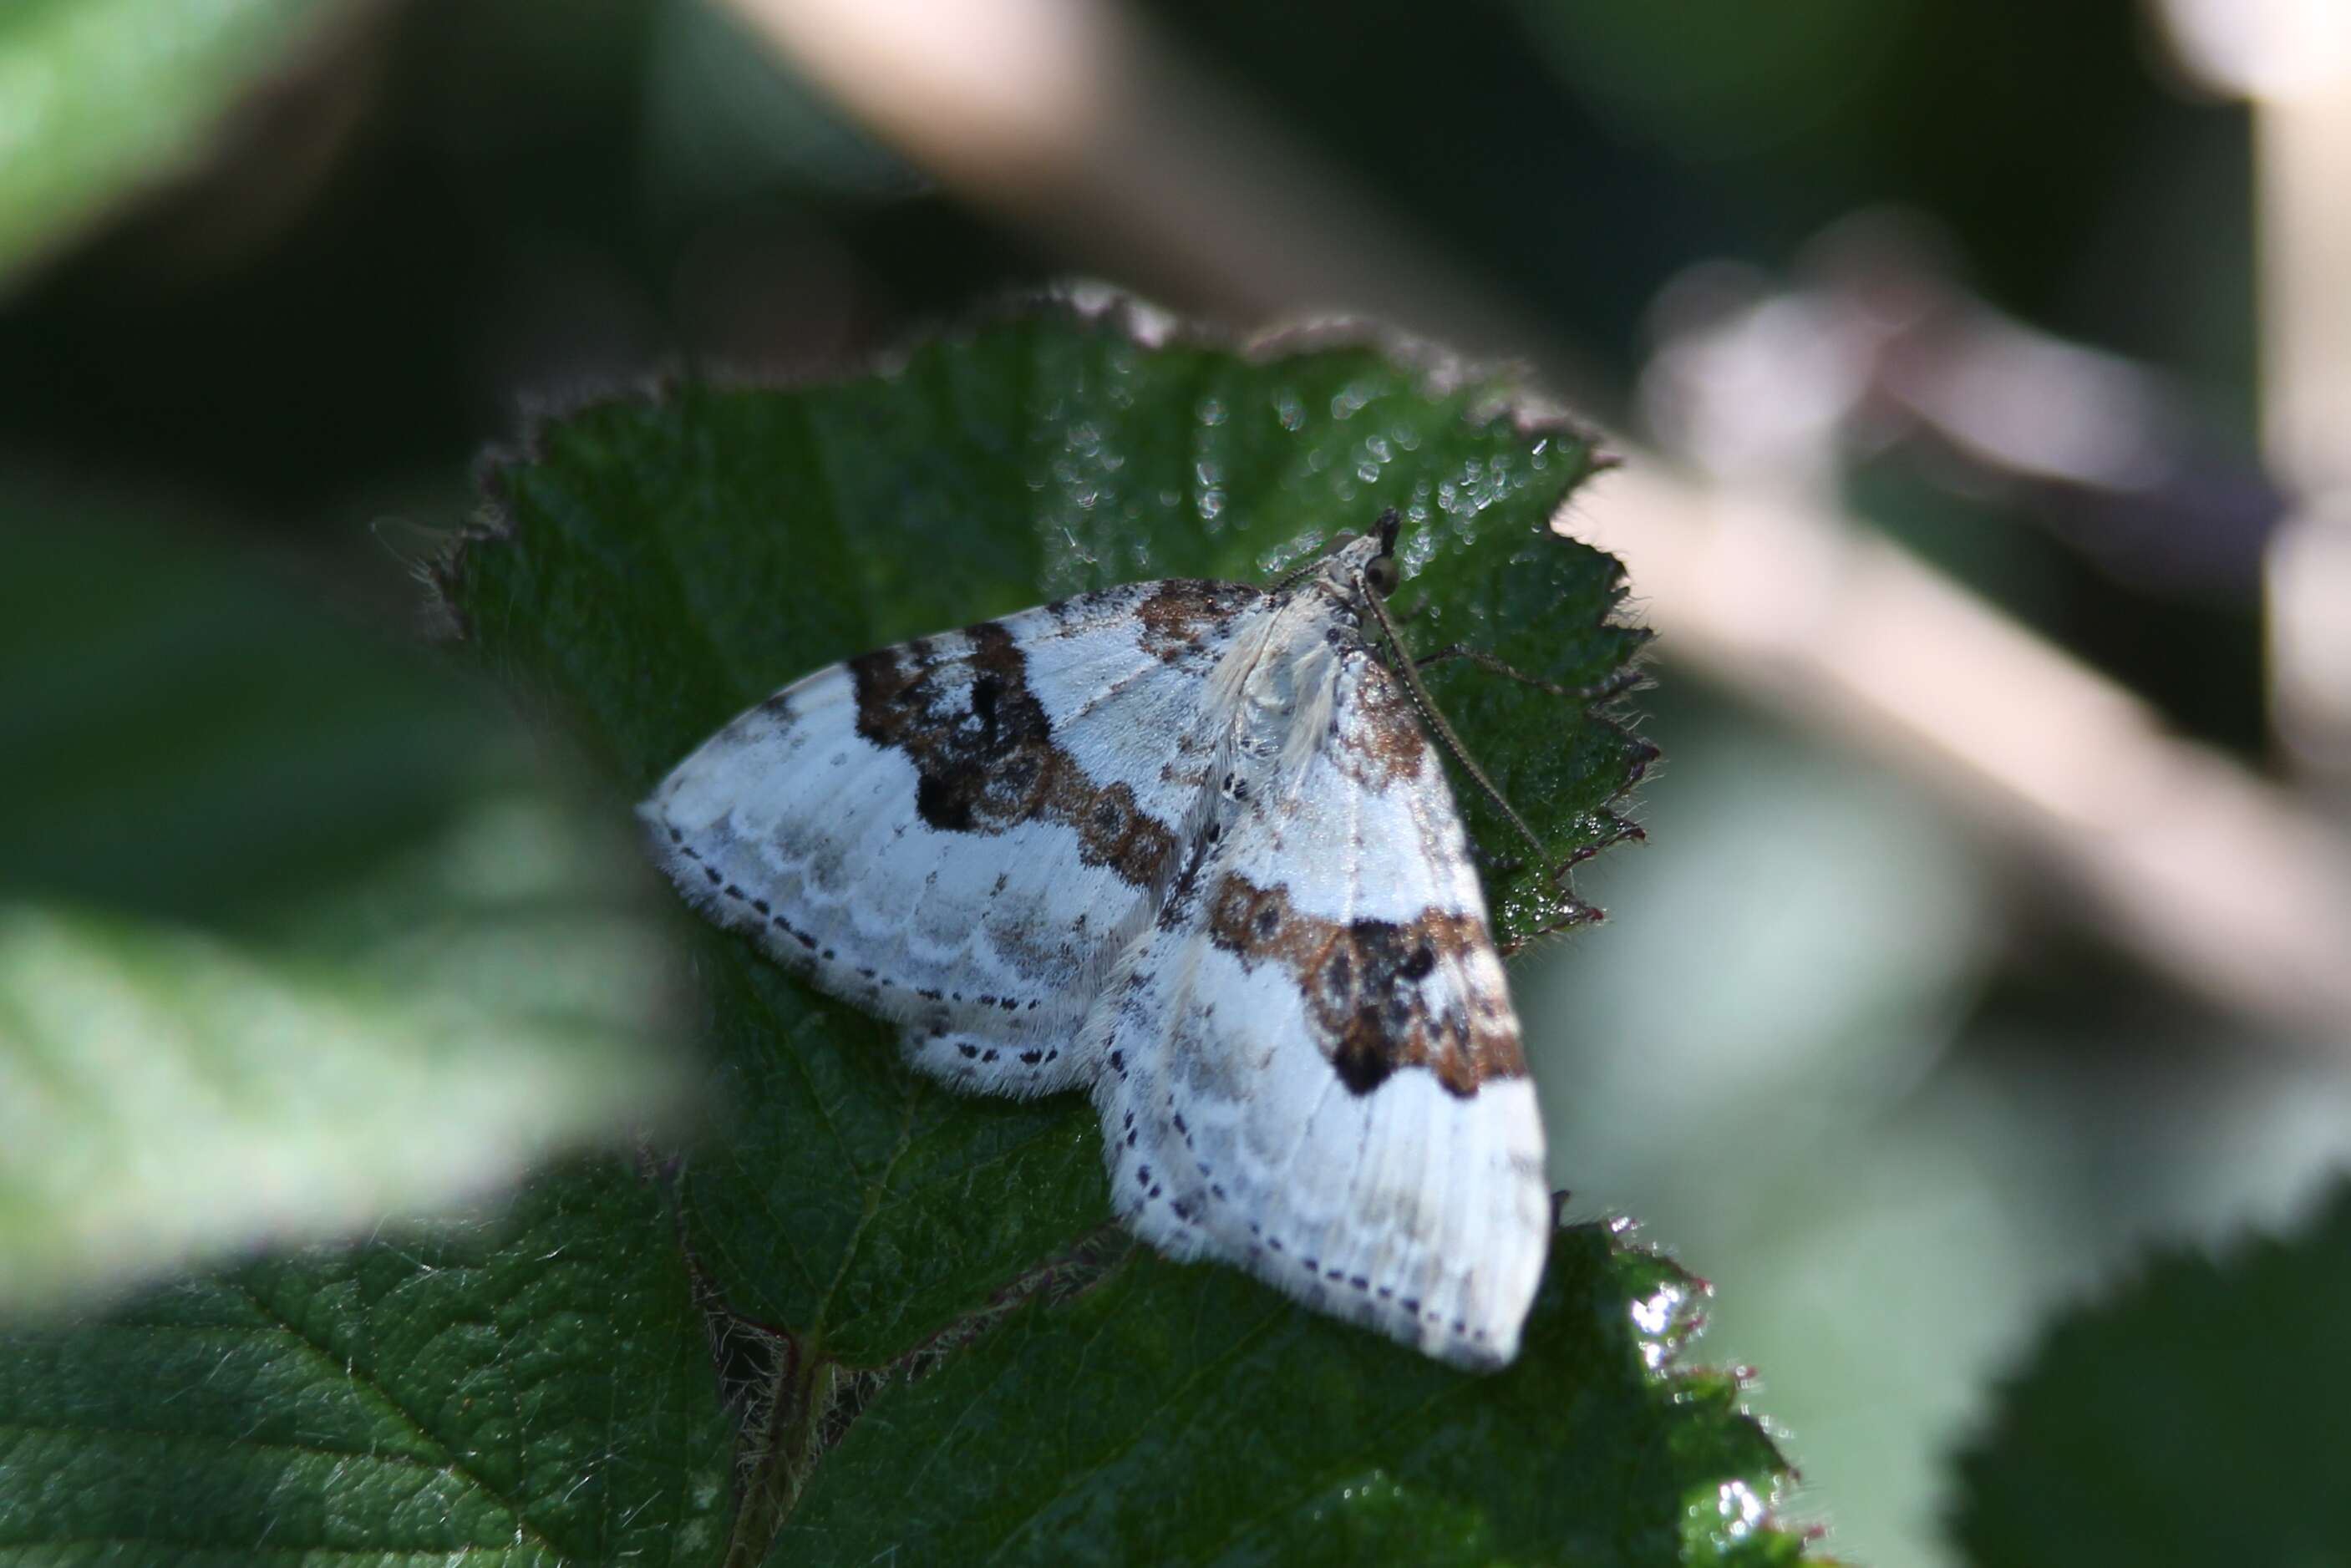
1403,491,1654,936
0,497,689,1316
447,305,1653,1368
434,302,1796,1561
781,1226,1795,1568
1951,1180,2351,1568
0,0,343,287
0,1157,737,1565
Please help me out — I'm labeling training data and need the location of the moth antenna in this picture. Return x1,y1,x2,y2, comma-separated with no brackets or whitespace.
1358,556,1556,875
1271,557,1328,594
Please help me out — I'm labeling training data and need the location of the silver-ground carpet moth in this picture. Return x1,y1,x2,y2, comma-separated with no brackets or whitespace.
642,513,1564,1368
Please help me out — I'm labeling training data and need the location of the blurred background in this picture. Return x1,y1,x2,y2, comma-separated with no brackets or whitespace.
8,1,2351,1561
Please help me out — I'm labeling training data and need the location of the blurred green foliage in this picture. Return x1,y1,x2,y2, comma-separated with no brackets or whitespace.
0,0,338,283
0,498,688,1315
0,1160,737,1562
1952,1180,2351,1566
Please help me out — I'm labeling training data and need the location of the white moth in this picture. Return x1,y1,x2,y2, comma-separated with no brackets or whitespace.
642,515,1551,1368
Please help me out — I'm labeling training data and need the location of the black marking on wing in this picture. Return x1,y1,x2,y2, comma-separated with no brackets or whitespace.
1205,872,1520,1099
847,620,1179,886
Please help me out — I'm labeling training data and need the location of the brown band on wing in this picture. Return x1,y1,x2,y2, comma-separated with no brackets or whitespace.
1137,580,1266,662
1328,651,1428,786
1205,871,1522,1099
850,620,1178,888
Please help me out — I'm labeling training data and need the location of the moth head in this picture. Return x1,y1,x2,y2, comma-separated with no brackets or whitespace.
1363,508,1403,598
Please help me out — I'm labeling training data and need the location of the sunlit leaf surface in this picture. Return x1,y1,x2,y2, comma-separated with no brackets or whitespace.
0,0,343,285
